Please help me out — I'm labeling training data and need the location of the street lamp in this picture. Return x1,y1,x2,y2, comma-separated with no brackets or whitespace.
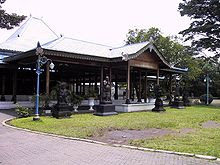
204,74,211,105
33,42,55,121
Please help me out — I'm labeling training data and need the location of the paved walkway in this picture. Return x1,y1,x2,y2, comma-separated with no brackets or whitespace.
0,110,220,165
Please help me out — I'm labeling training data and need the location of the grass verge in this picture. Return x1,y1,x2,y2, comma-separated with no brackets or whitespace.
10,105,220,157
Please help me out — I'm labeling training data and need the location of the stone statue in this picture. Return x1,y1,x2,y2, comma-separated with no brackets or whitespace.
57,82,71,105
52,82,72,119
172,81,185,109
95,75,117,116
102,76,112,103
152,84,165,112
174,82,181,101
154,84,162,98
182,87,190,106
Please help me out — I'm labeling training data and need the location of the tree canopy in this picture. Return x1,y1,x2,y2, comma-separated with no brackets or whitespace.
125,27,198,69
125,27,220,97
0,0,26,29
178,0,220,56
125,27,214,96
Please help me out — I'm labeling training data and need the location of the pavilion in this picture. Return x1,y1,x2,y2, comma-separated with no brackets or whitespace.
0,16,187,111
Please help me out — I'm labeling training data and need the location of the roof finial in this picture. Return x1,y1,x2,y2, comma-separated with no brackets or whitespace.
37,41,41,48
36,41,43,55
122,52,129,61
149,36,154,43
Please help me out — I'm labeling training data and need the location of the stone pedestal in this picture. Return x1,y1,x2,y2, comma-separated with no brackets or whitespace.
0,95,5,101
152,98,165,112
183,96,191,106
183,100,191,106
172,100,185,109
52,104,73,119
100,100,112,104
94,104,118,116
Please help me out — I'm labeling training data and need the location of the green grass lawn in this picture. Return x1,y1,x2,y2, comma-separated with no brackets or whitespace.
10,105,220,157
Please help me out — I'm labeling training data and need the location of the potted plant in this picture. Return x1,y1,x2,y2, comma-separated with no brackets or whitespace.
86,88,98,111
71,92,84,112
147,91,155,103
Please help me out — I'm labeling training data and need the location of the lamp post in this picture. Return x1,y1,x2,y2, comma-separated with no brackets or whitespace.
33,43,55,121
204,74,211,105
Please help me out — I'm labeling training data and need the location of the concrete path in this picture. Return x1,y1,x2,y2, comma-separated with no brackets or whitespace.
0,110,219,165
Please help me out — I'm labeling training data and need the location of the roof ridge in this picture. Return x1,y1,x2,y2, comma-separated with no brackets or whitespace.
6,16,58,41
41,36,64,48
111,41,149,50
62,37,113,48
39,18,59,38
6,17,32,41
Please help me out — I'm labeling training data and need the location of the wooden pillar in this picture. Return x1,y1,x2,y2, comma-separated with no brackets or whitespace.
169,73,172,96
70,79,74,92
72,77,75,93
94,74,98,92
76,75,79,94
100,66,104,102
131,70,135,101
168,73,173,105
156,68,160,85
11,70,17,103
130,70,133,101
0,74,6,101
89,72,91,89
144,71,147,103
126,62,131,104
114,74,118,100
46,62,50,95
137,70,142,102
83,73,85,95
79,76,82,95
109,67,112,100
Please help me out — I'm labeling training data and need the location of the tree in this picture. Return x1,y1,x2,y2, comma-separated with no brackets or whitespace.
178,0,220,56
126,28,161,45
125,27,200,74
0,0,26,29
125,27,220,97
125,27,204,97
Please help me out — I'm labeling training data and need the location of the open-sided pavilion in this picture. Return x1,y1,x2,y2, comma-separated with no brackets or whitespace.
0,17,187,111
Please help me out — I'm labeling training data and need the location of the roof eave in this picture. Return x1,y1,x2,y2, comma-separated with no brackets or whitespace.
126,43,171,68
160,67,188,74
43,49,111,62
3,50,35,63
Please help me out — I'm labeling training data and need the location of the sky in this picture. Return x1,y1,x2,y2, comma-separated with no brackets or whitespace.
0,0,191,47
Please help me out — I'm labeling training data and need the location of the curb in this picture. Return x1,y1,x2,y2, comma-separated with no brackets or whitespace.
2,118,220,162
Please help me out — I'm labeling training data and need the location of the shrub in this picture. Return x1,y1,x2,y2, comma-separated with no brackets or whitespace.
15,104,31,118
71,93,84,105
199,94,213,104
31,94,51,108
85,88,98,99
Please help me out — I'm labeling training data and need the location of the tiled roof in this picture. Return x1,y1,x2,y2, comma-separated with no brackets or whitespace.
0,16,150,60
42,37,113,58
0,16,58,52
42,36,149,59
0,16,181,72
110,42,149,58
0,51,16,64
0,55,7,64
